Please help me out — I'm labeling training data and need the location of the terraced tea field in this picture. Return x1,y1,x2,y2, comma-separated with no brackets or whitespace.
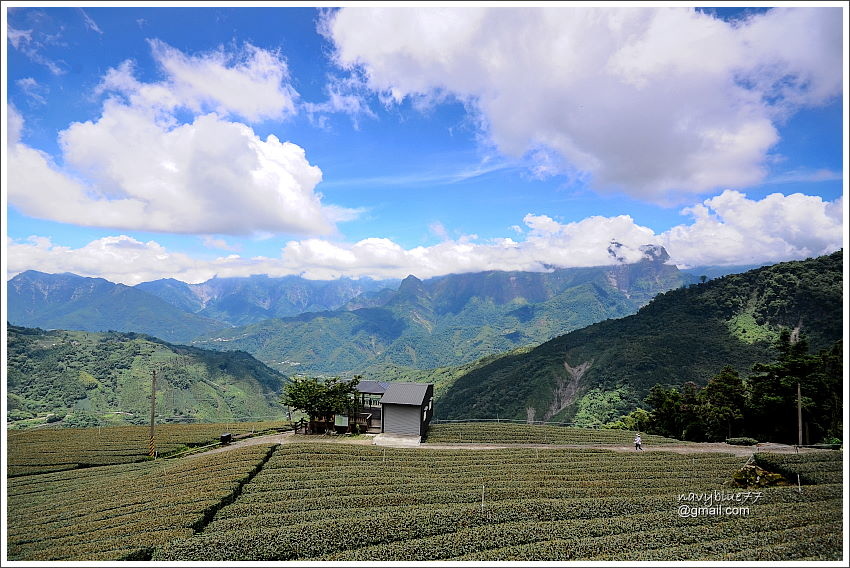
6,421,290,476
7,444,275,560
6,423,844,561
153,443,842,561
426,422,681,445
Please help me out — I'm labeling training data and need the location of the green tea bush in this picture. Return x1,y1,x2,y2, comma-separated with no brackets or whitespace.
8,433,844,561
753,451,843,484
155,442,841,562
726,437,758,446
6,421,290,475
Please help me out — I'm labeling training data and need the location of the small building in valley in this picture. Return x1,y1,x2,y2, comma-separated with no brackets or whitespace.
354,381,434,440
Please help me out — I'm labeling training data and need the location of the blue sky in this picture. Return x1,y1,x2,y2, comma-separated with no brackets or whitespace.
4,3,846,285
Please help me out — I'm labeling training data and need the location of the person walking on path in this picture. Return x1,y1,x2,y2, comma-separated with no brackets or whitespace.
634,433,643,451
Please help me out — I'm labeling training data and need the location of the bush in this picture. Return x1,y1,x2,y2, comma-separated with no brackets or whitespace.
8,409,35,421
726,437,758,446
62,412,102,428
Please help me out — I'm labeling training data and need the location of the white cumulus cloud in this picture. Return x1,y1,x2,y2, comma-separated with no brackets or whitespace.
662,190,845,267
6,235,217,285
7,41,357,236
324,6,843,202
7,191,843,285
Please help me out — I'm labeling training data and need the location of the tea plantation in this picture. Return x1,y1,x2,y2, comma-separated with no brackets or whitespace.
6,420,290,476
425,422,682,445
6,423,843,561
155,444,842,561
7,444,275,560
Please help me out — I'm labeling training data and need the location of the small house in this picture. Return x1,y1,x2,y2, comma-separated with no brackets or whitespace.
353,381,434,439
375,382,434,439
353,380,389,433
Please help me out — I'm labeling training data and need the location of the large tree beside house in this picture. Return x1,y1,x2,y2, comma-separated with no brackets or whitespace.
280,376,360,433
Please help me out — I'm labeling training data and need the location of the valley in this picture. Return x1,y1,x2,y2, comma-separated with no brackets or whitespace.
6,250,843,436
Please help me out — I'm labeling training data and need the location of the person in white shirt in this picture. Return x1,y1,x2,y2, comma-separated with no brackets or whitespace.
634,434,643,450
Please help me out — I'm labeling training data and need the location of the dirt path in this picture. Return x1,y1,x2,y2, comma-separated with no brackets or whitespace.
182,431,294,458
419,441,824,458
184,431,818,459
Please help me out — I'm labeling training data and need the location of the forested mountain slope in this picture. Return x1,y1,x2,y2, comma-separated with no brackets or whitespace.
436,251,843,423
7,326,289,427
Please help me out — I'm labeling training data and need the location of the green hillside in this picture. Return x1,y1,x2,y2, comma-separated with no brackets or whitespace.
6,326,289,428
192,255,693,374
436,251,843,424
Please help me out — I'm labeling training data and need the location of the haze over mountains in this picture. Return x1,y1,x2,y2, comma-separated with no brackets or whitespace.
7,271,396,343
135,275,397,326
7,272,227,344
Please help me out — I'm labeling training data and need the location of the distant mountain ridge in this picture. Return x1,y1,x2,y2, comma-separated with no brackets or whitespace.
7,271,228,344
136,274,397,326
192,248,698,374
435,250,843,424
6,271,398,342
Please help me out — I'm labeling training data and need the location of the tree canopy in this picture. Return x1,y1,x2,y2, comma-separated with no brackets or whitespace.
641,332,842,444
280,376,361,428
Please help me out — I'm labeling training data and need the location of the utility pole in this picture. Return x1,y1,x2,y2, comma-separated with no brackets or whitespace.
149,369,157,457
797,382,803,447
145,355,188,454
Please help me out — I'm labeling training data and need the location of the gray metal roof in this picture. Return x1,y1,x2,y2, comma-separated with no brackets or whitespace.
380,382,432,406
356,380,390,395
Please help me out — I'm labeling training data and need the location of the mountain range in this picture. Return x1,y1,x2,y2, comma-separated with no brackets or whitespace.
135,274,396,326
7,272,227,344
5,250,841,428
7,245,696,374
190,245,697,374
435,250,843,424
7,271,395,343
